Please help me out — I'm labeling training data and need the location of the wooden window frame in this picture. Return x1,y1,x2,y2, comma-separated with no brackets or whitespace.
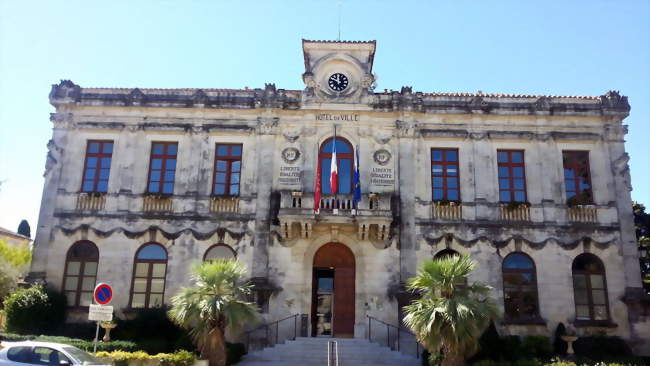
146,142,178,195
431,148,461,202
318,137,354,195
502,252,541,321
129,242,168,309
62,240,99,308
203,243,237,261
212,143,243,196
80,140,114,193
562,150,593,204
572,253,610,322
497,150,527,202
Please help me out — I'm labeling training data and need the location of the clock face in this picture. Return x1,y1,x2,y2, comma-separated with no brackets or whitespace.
328,73,349,92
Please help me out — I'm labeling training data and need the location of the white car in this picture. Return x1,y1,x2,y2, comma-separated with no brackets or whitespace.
0,341,109,366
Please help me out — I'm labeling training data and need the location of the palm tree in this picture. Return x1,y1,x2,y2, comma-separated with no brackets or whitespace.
403,255,499,366
168,259,259,366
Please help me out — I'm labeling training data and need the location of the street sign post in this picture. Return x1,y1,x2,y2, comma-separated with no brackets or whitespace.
94,283,113,305
90,283,114,352
88,304,114,321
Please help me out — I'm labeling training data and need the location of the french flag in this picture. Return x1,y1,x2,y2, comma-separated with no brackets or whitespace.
330,134,338,194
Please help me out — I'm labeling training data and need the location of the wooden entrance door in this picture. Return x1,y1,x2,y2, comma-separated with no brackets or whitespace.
312,242,355,337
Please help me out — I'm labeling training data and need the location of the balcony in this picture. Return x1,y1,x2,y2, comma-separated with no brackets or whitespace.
567,205,598,223
76,193,106,211
276,191,393,242
498,203,531,222
143,195,173,212
431,201,462,220
210,196,239,213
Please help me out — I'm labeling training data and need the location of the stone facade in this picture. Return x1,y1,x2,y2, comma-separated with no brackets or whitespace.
30,40,649,353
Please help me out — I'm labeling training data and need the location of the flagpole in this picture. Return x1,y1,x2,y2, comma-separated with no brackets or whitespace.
333,125,338,214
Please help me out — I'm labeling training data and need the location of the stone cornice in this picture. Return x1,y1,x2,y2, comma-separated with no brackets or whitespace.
49,80,630,118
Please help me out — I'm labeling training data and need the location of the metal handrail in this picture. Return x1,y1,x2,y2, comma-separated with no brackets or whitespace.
327,340,339,366
244,314,300,353
366,315,420,359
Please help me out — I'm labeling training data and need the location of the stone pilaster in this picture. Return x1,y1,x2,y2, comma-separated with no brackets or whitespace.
396,119,418,280
604,123,642,288
27,114,70,283
251,116,279,278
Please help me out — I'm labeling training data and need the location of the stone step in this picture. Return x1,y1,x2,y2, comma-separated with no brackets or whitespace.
237,337,421,366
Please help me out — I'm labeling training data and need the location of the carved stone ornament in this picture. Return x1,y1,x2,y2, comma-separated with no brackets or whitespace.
281,147,301,164
127,88,146,106
532,97,551,112
396,120,419,137
373,130,392,145
373,149,392,166
469,132,488,141
192,89,209,106
44,139,63,177
283,128,302,142
256,117,279,135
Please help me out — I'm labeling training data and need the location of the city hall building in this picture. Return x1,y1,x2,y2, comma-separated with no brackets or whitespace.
29,40,648,353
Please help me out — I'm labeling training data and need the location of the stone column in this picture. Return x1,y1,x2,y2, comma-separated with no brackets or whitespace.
535,132,562,223
470,130,493,220
604,123,642,288
396,119,418,281
251,116,279,278
27,113,70,283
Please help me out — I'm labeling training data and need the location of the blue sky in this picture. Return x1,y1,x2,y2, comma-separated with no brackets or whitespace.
0,0,648,233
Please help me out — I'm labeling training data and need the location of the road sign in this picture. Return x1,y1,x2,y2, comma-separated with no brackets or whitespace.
88,304,113,321
94,283,113,305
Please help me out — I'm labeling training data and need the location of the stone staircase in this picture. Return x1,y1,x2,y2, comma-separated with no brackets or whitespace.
237,337,421,366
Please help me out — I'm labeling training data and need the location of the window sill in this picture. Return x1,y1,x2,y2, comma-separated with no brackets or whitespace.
501,317,546,326
572,319,618,328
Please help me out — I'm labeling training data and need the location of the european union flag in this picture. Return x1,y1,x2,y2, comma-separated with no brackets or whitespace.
353,146,361,206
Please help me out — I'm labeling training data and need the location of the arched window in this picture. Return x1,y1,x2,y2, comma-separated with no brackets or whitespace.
130,243,167,308
204,244,236,261
572,253,609,321
319,137,354,194
434,249,460,259
502,252,540,320
62,241,99,307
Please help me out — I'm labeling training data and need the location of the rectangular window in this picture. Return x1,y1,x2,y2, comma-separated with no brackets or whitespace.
563,151,593,203
147,142,178,195
497,150,527,202
213,143,243,196
431,148,460,201
81,140,113,193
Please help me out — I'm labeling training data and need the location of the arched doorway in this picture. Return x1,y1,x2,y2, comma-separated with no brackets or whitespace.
312,242,355,337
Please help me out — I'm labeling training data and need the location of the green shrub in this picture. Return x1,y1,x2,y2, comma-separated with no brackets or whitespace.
113,307,193,354
4,285,66,334
225,342,246,366
552,323,567,356
0,333,138,352
471,322,504,362
157,350,197,366
521,336,552,361
573,336,632,359
95,350,197,366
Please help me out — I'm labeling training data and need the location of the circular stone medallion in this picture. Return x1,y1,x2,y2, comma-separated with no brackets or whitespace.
373,149,392,166
282,147,301,164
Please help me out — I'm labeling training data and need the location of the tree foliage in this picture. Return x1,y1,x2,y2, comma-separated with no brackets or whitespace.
403,255,499,366
168,259,259,366
0,240,32,273
0,258,20,304
633,202,650,292
17,220,31,238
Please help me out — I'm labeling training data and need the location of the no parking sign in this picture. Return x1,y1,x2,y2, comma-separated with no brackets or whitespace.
94,283,113,305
